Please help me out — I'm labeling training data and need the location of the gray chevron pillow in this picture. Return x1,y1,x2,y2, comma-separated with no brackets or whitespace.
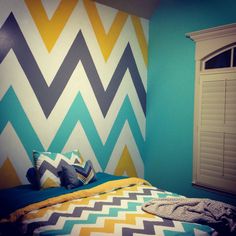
33,150,83,189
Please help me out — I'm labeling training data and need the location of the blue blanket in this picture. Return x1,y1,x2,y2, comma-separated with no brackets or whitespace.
0,172,126,218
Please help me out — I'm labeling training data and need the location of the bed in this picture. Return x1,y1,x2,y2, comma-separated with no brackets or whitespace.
0,172,215,236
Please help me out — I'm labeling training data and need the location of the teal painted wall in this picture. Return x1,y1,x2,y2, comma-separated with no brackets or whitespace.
145,0,236,205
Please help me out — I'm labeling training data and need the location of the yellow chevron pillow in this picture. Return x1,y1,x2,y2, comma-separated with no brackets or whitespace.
33,150,83,189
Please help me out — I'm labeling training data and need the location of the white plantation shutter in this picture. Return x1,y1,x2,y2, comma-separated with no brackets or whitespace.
197,74,236,194
187,24,236,194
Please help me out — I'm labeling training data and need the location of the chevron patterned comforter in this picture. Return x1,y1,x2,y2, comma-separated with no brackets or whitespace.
6,177,213,236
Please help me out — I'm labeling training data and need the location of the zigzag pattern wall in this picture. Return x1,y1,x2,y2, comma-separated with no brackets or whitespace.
0,0,148,189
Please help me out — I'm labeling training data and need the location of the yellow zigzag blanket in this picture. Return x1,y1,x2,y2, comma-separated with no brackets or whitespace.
5,177,150,223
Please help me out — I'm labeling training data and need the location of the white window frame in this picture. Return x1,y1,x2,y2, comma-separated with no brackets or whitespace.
186,23,236,195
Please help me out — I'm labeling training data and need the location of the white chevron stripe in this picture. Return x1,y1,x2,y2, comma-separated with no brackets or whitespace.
103,15,147,90
33,218,189,236
0,123,32,184
77,64,146,143
77,1,148,90
0,0,19,25
69,191,156,231
23,186,191,236
0,0,147,88
0,1,147,143
0,54,145,148
30,195,144,235
24,185,157,224
40,169,60,186
0,0,79,86
105,122,144,178
77,185,162,206
112,218,184,236
24,196,98,224
25,194,125,224
86,213,184,236
0,0,147,195
95,1,118,34
36,153,80,168
63,120,145,176
113,216,163,236
0,51,78,149
41,0,61,20
62,122,102,172
69,210,150,235
24,196,104,223
141,18,149,43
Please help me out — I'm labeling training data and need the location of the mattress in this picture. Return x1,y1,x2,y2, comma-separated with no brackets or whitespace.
0,173,215,236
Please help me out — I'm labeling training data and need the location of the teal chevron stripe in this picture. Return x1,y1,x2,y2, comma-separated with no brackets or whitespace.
0,88,145,169
27,189,178,235
32,197,212,236
49,94,145,169
164,222,213,236
39,201,147,236
0,87,43,162
27,188,179,235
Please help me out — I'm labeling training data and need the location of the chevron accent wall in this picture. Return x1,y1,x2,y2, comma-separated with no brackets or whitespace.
0,0,148,189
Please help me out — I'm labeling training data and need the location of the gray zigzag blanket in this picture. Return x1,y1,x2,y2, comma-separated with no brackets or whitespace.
142,198,236,234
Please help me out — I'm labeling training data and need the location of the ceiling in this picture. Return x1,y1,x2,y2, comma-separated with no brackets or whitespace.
94,0,159,19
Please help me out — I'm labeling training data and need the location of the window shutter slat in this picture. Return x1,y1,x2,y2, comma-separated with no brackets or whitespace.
201,81,225,128
199,131,224,180
226,80,236,128
224,133,236,181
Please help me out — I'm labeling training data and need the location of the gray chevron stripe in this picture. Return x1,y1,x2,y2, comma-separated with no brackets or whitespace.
0,13,146,118
26,187,160,234
122,218,175,236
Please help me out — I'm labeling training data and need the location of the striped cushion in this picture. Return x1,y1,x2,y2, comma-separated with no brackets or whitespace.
33,150,83,189
73,160,96,185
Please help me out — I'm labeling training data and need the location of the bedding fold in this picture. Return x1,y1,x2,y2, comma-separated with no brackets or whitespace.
142,197,236,234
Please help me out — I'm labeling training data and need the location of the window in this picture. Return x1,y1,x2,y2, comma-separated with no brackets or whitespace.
186,23,236,194
205,49,231,69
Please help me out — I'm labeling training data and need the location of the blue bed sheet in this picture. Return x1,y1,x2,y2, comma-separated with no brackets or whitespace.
0,172,126,218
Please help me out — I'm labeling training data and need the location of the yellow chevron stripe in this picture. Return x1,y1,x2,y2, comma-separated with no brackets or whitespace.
25,0,78,52
131,16,148,66
80,212,155,235
26,185,141,219
83,0,128,61
9,177,149,222
114,146,138,177
0,158,21,189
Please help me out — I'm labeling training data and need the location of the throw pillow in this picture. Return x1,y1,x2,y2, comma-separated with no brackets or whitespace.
73,160,96,185
33,150,83,189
